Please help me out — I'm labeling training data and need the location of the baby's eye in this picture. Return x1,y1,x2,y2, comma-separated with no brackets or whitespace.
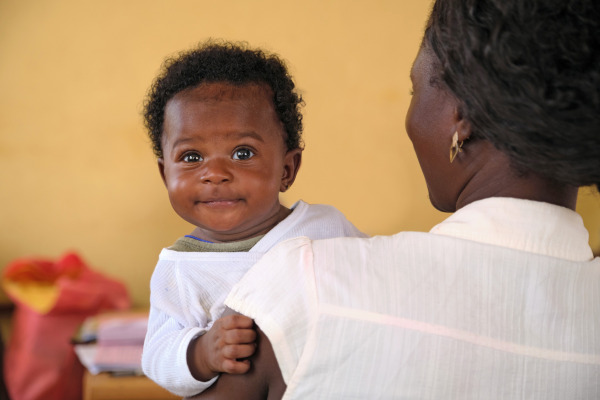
183,153,202,163
232,148,255,160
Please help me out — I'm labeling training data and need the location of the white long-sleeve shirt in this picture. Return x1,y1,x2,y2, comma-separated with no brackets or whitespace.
142,200,366,397
226,197,600,399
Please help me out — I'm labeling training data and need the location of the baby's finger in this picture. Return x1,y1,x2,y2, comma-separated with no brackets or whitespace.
220,314,254,330
221,358,251,375
222,343,257,360
224,327,257,344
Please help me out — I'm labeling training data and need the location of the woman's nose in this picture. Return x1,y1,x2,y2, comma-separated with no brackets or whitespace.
200,158,233,184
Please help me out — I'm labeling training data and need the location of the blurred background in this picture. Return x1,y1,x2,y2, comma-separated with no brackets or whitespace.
1,0,599,308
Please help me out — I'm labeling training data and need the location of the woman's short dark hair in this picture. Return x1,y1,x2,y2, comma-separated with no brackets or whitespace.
425,0,600,191
144,40,304,158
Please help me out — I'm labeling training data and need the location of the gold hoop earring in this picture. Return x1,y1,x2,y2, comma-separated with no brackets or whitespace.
449,131,464,163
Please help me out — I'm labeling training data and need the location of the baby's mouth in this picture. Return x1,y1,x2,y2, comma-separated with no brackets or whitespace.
199,199,241,207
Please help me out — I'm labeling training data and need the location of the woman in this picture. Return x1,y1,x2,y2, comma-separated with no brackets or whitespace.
191,0,600,398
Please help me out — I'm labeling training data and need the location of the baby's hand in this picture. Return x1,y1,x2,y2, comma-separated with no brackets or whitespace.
195,314,257,380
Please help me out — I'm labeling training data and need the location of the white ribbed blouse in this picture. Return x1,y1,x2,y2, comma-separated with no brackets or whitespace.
226,197,600,399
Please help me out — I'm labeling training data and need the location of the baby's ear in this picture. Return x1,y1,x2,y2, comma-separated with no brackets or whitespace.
280,148,302,192
157,158,167,187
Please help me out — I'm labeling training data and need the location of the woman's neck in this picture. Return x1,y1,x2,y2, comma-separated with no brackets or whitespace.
457,176,578,211
456,143,578,211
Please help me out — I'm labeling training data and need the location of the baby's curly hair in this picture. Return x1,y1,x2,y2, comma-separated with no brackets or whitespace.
144,40,304,158
425,0,600,191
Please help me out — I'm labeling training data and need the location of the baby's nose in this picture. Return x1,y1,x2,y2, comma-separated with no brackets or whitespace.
200,158,233,184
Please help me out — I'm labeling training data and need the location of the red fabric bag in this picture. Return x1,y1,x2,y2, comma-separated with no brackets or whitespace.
2,252,130,400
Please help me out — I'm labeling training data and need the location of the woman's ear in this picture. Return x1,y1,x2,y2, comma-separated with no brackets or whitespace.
454,105,471,142
448,104,472,163
280,148,302,192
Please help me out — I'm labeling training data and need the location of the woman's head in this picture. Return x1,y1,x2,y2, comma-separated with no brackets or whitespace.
422,0,600,191
144,40,304,158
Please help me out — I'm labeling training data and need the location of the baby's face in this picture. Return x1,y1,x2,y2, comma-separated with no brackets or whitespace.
159,82,299,242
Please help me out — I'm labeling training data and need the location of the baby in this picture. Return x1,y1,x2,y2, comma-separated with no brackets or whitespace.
141,41,366,397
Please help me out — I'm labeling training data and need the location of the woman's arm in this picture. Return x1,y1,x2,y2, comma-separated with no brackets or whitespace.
186,314,257,381
185,312,286,400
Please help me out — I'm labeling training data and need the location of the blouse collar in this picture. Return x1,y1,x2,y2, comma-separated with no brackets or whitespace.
430,197,593,262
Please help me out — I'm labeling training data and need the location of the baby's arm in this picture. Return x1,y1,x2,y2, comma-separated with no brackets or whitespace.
143,265,241,397
142,305,211,396
187,314,257,381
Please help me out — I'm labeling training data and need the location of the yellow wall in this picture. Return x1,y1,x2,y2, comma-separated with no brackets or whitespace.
1,0,598,307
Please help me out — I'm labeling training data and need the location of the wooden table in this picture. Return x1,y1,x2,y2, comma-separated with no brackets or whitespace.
83,370,180,400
